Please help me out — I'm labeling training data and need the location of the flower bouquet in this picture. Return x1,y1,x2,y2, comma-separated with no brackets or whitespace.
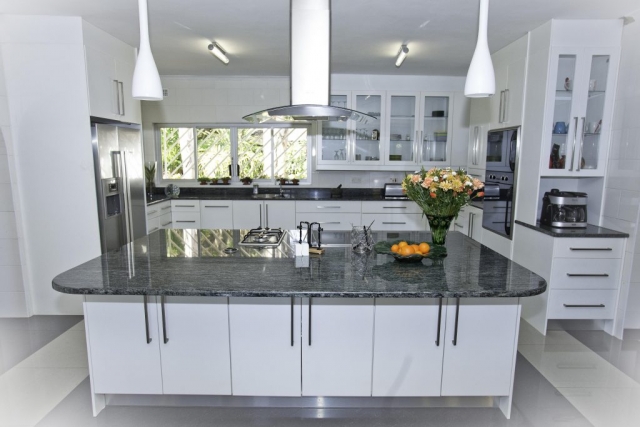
402,167,484,246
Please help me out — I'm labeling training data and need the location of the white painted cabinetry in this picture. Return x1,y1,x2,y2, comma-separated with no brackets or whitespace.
231,200,296,230
302,298,375,396
441,298,520,397
200,201,234,229
452,206,483,243
372,299,446,396
228,297,302,396
146,201,171,233
361,201,426,231
295,201,362,231
171,200,201,229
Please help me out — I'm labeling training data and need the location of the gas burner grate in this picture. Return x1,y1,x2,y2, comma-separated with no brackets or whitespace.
239,228,286,247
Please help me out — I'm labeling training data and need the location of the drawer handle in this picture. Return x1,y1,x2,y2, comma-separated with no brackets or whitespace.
175,204,196,208
563,304,605,308
317,206,341,209
454,223,463,228
566,273,609,277
323,222,341,224
205,206,230,208
161,206,171,210
382,222,406,225
161,221,172,227
383,206,407,209
148,227,159,233
569,247,612,251
176,220,196,223
147,210,158,215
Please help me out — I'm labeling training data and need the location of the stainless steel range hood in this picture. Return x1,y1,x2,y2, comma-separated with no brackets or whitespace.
243,0,377,124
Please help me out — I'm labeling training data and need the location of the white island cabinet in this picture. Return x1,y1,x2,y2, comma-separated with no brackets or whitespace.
228,297,302,396
302,298,375,396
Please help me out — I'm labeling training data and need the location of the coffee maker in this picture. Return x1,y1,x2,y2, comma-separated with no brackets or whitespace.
540,189,588,228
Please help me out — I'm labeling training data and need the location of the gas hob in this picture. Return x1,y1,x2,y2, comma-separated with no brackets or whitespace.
239,228,286,247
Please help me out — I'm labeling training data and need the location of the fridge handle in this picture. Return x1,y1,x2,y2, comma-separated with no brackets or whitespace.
112,151,133,243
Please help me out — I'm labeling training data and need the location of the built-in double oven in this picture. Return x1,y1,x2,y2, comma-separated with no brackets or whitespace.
482,127,520,239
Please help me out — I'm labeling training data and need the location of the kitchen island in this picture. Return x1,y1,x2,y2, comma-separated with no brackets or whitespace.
53,230,546,419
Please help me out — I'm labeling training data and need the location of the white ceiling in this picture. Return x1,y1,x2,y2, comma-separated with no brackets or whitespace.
1,0,638,76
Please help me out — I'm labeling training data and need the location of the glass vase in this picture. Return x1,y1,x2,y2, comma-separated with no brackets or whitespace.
425,214,455,246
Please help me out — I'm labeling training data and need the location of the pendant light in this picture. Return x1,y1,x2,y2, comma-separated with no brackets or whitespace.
132,0,163,101
464,0,495,98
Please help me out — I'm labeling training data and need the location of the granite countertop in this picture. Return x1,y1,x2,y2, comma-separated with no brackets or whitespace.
53,230,546,299
515,220,629,238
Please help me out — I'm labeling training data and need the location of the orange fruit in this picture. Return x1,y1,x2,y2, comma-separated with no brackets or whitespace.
398,241,408,248
400,246,415,256
418,242,431,254
390,244,400,253
411,244,421,253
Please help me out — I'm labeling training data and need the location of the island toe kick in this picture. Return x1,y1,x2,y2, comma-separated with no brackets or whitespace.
81,295,523,419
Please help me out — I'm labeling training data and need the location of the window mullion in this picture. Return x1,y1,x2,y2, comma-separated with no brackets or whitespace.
192,127,198,181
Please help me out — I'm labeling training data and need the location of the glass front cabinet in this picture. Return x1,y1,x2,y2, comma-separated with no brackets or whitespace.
317,91,453,170
540,46,619,177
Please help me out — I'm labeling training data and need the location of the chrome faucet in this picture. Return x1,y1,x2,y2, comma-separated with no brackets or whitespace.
253,184,259,195
279,183,284,197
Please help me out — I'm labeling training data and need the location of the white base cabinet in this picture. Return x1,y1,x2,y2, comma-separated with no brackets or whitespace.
302,298,374,397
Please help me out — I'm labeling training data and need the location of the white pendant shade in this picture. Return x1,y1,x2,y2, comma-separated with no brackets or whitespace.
132,0,163,101
464,0,495,98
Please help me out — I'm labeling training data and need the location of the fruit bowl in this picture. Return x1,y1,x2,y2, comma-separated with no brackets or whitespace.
374,240,447,263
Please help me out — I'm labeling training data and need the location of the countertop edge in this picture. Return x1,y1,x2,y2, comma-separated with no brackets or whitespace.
515,220,629,238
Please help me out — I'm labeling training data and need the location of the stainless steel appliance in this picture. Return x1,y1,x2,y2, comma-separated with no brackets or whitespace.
482,126,521,239
92,122,147,253
383,183,408,200
239,228,286,247
540,189,588,228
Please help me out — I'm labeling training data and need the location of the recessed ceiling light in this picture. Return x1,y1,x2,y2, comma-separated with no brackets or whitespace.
208,42,229,65
395,45,409,67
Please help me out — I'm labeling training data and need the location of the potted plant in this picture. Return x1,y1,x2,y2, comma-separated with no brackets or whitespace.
144,162,156,198
278,177,287,185
210,177,219,185
221,176,231,185
241,177,253,185
198,177,209,185
291,178,300,185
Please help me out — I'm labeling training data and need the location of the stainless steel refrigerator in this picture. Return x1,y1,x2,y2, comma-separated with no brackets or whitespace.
91,122,147,253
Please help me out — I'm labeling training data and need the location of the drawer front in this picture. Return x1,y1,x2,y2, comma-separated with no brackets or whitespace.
547,290,617,320
452,212,469,234
362,213,426,231
172,212,201,229
146,201,170,220
296,201,361,213
550,258,621,290
159,213,173,229
147,216,160,234
361,201,421,214
171,200,201,212
295,213,361,231
201,201,234,229
553,238,624,259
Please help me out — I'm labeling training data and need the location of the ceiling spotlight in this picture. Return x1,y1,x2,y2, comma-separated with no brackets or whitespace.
208,42,229,65
395,45,409,67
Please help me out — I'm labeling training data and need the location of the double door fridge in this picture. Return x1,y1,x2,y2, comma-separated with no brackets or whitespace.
92,122,147,253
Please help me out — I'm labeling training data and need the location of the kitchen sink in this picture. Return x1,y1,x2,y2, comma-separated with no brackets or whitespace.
252,194,287,199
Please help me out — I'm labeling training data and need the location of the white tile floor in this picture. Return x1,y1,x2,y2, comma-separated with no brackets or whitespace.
0,316,639,427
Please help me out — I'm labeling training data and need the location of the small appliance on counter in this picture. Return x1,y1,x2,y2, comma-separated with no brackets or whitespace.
540,189,588,228
383,183,408,200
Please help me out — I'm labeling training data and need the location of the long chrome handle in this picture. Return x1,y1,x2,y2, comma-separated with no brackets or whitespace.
498,91,504,123
204,206,230,208
383,206,407,209
435,297,442,346
419,130,424,162
382,222,406,225
468,213,473,237
143,296,152,344
415,130,419,163
563,304,605,308
308,297,312,346
576,117,585,172
566,273,609,277
265,203,269,228
148,227,159,233
454,223,464,228
259,204,263,228
473,127,479,165
290,297,294,347
161,296,168,344
122,152,134,243
323,222,341,225
161,206,171,211
176,220,196,223
174,204,196,208
569,117,578,171
118,81,125,116
317,206,341,209
452,297,460,346
147,210,158,215
503,89,510,123
161,221,172,227
114,80,121,115
569,247,612,251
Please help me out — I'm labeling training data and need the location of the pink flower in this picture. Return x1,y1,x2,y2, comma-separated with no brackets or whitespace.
411,174,420,183
421,177,433,189
472,178,484,190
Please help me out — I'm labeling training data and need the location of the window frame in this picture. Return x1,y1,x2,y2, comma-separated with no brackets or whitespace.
154,122,315,186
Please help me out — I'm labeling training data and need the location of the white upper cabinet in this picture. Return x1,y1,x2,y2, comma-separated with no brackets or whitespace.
490,34,529,129
318,92,353,166
83,22,142,124
540,46,619,177
419,92,454,166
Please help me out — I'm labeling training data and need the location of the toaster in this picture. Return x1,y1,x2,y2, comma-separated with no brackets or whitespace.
383,183,408,199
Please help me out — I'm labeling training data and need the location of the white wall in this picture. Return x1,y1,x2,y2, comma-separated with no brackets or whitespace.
142,74,468,189
0,15,101,315
0,51,28,317
601,11,640,329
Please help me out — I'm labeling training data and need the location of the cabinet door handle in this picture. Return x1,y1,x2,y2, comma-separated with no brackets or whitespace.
503,89,509,123
452,297,460,346
563,304,605,308
473,126,479,165
383,206,407,209
147,210,158,215
290,296,294,347
174,204,196,208
113,80,121,115
204,205,229,208
161,221,172,227
161,295,168,344
265,203,269,228
176,220,196,223
435,297,442,346
454,222,463,228
569,117,578,171
143,296,152,344
118,81,125,116
468,213,474,238
498,91,504,123
317,206,341,209
148,227,160,233
308,297,312,346
566,273,609,277
161,206,171,210
576,117,585,172
569,247,612,251
382,222,406,225
323,222,341,225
